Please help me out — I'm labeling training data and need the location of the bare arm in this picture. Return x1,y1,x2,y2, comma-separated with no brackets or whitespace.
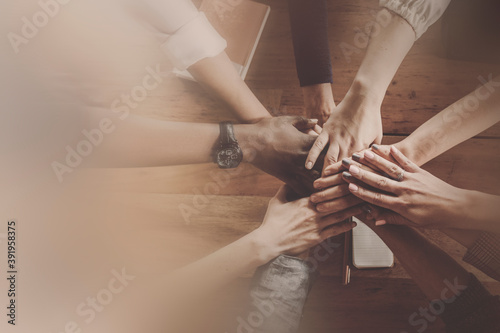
396,76,500,166
188,52,272,123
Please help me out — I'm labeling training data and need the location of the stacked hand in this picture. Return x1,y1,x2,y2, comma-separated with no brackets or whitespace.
305,88,383,174
340,145,468,229
239,116,324,197
254,185,360,258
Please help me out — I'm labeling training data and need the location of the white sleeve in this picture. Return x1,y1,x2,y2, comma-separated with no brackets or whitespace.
379,0,451,39
139,0,227,70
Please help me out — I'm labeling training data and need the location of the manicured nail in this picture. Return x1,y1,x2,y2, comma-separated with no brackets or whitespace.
372,144,380,150
306,161,313,169
364,151,375,159
352,153,362,162
375,220,387,226
342,158,351,167
342,171,352,179
349,165,360,175
349,183,359,192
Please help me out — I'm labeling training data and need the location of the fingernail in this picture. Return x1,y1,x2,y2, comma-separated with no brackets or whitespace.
316,204,325,212
342,171,352,179
310,119,318,123
352,153,362,162
313,181,322,189
375,220,387,226
349,183,359,192
372,144,380,150
352,222,357,228
349,165,360,175
342,158,351,167
364,151,375,159
310,195,318,203
361,205,372,214
306,161,313,170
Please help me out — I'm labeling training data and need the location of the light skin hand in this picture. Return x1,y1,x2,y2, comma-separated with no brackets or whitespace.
302,83,336,126
305,83,383,174
253,185,360,257
342,146,471,229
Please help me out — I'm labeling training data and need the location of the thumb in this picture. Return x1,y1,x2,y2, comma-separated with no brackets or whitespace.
292,116,319,131
273,185,290,203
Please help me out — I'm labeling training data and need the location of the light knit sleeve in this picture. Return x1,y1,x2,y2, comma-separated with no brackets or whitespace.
379,0,451,39
138,0,227,70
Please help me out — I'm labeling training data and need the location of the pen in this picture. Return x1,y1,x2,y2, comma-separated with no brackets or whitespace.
342,226,352,285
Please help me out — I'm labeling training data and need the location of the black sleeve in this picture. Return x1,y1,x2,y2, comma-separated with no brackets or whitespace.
288,0,333,87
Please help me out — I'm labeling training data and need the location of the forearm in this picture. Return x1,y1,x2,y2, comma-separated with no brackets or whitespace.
459,190,500,234
398,79,500,166
87,111,259,167
368,224,470,301
169,230,276,298
350,9,415,105
188,52,271,123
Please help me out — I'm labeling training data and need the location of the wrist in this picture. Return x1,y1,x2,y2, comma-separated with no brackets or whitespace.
302,84,335,108
348,76,386,107
394,137,428,167
249,228,279,265
234,124,259,164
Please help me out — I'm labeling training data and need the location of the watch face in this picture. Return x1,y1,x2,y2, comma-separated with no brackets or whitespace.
216,146,242,168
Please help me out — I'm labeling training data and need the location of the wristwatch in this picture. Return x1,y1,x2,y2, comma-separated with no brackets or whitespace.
214,122,243,169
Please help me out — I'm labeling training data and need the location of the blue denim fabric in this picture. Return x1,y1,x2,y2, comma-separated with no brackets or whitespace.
248,255,317,333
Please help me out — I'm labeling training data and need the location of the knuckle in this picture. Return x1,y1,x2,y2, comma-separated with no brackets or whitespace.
373,192,383,205
377,177,388,188
389,165,399,175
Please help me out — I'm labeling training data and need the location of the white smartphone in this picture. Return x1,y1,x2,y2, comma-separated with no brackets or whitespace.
352,217,394,269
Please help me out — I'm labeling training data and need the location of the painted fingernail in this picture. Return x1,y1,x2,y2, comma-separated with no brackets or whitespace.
306,161,313,170
342,158,351,167
349,183,359,192
352,153,362,162
364,151,375,159
372,144,380,150
375,220,387,226
342,171,352,179
349,165,360,175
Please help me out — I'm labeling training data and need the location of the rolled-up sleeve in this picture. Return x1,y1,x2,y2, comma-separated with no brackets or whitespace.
139,0,227,70
249,255,317,333
379,0,451,39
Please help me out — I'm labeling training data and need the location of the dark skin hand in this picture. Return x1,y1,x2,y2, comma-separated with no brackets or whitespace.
237,116,325,199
